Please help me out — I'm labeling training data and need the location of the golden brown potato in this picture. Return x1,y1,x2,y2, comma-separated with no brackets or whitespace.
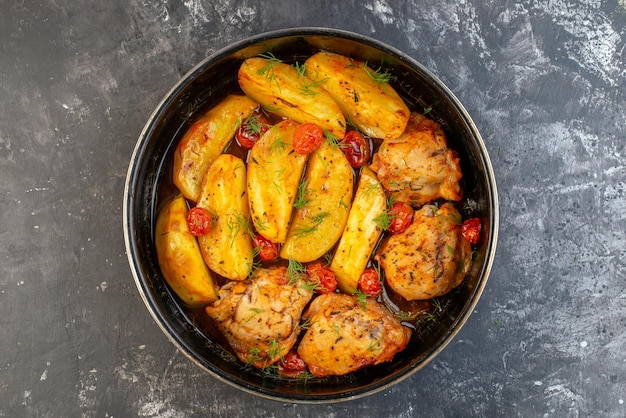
376,203,471,300
154,194,218,307
304,51,410,140
196,154,253,280
330,166,386,293
238,56,346,138
280,140,353,262
172,95,258,202
247,120,308,243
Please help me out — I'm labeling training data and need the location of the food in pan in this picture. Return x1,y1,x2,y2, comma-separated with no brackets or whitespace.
376,202,472,301
297,293,411,377
154,194,219,306
154,50,481,378
370,112,463,206
173,95,258,202
205,265,313,369
304,51,410,140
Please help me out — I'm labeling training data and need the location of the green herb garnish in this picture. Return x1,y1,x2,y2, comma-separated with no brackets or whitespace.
364,63,397,84
293,180,312,209
293,212,330,237
257,52,282,90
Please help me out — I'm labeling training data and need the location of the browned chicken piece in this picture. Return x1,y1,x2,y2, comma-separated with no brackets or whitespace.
376,203,472,301
370,112,463,206
205,266,313,369
297,293,411,377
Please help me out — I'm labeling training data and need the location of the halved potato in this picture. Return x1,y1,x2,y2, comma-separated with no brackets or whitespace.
196,154,253,280
247,120,308,243
238,57,346,138
173,94,258,202
304,51,410,140
330,166,386,293
280,140,353,262
154,194,218,307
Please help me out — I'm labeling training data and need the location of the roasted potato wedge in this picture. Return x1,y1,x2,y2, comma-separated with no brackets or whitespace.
330,166,386,293
154,194,218,307
173,94,258,202
280,140,353,262
238,57,346,138
196,154,253,280
304,51,410,140
247,120,308,243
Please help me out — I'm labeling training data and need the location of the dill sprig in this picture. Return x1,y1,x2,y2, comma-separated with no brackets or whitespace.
324,130,345,149
293,180,311,209
363,63,397,84
299,72,329,97
294,61,306,77
241,113,266,136
269,135,288,153
267,338,284,361
372,195,397,230
360,180,383,201
354,289,368,309
273,168,286,193
373,210,392,230
246,306,264,322
299,317,311,330
293,212,330,237
257,52,282,91
226,210,254,246
423,99,441,116
248,246,263,278
431,298,443,313
367,338,382,352
287,259,307,283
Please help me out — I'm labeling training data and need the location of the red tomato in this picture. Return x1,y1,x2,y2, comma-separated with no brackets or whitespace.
358,268,382,297
186,207,213,236
388,201,414,234
236,113,270,149
341,130,371,168
278,350,308,377
462,218,481,244
252,234,279,261
293,123,324,154
307,262,337,294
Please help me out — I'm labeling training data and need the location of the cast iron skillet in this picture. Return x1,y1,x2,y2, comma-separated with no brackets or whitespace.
123,27,499,403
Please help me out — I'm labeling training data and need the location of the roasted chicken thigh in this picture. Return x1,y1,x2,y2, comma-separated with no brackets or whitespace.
377,203,472,301
297,293,411,377
370,112,462,206
205,266,313,369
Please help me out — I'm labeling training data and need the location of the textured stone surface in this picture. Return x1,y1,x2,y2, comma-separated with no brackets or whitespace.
1,0,625,416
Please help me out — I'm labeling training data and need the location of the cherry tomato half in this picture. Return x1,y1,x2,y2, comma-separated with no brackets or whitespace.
236,113,270,149
186,207,214,236
461,218,482,245
388,201,414,234
307,262,337,294
358,267,382,297
278,350,308,377
252,234,280,261
341,130,371,168
293,123,324,154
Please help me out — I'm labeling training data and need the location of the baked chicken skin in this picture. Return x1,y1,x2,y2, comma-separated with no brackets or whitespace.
297,293,411,377
370,112,462,206
205,266,313,369
376,202,472,301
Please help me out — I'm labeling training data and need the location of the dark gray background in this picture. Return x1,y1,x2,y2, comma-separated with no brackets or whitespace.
1,0,625,416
